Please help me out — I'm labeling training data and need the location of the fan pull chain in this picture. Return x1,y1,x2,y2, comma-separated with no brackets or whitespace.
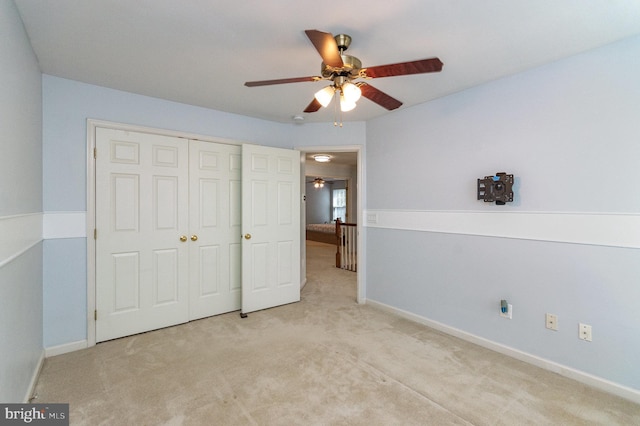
333,90,339,126
332,90,344,127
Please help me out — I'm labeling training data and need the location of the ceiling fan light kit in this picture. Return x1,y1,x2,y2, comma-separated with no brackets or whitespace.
342,82,361,103
245,29,443,117
314,80,362,112
314,86,335,107
339,94,356,112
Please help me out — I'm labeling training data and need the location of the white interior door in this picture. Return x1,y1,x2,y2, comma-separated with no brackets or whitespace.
241,144,301,314
188,140,242,320
95,128,189,342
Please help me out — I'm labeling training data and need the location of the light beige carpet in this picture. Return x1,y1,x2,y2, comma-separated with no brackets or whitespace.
34,241,640,425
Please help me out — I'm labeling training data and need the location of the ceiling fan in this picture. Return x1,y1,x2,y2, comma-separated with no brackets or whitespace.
306,177,328,188
244,29,443,114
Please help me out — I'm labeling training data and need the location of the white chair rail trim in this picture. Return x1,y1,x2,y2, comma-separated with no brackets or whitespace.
363,209,640,249
0,213,43,268
43,211,87,239
1,212,88,268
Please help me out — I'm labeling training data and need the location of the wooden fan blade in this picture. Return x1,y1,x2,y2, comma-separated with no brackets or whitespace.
244,76,319,87
362,58,443,79
305,30,343,68
358,83,403,110
303,98,322,113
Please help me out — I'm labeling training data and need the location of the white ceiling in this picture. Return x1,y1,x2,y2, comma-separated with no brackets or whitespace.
14,1,640,124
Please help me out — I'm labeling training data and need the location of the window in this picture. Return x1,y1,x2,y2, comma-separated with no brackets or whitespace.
332,188,346,222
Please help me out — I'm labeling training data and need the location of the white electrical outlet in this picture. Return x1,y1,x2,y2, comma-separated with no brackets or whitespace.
579,323,592,342
500,304,513,319
545,313,558,331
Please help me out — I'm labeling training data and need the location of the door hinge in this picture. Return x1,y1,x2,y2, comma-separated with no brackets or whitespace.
94,310,97,321
94,228,97,239
93,147,97,159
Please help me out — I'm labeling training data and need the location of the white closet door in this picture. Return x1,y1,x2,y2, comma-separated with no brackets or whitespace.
241,144,301,314
188,140,242,320
95,127,301,340
95,128,189,342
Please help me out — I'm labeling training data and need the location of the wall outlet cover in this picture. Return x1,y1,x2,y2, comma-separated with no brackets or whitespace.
500,304,513,319
546,313,558,331
579,323,593,342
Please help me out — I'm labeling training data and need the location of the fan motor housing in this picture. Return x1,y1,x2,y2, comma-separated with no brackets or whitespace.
321,54,362,79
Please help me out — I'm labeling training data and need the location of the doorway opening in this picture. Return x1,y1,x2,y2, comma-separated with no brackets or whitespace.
298,146,364,303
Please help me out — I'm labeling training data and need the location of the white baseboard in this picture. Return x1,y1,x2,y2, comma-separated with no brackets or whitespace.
365,299,640,405
45,340,88,358
25,341,89,402
24,350,45,403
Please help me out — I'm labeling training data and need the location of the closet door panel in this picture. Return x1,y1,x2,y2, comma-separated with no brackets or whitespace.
188,141,242,320
96,128,189,342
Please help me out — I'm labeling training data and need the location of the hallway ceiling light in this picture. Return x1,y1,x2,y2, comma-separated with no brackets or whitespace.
313,154,332,163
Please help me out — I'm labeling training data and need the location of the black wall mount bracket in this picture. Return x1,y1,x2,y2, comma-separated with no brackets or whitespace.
477,172,514,205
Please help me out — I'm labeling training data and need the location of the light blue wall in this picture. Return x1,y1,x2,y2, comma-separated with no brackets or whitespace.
41,75,365,347
42,239,86,347
367,229,640,387
367,36,640,213
366,35,640,390
0,244,43,401
305,183,331,224
0,2,42,216
0,1,43,402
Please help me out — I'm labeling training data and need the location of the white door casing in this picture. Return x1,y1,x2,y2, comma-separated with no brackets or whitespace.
95,128,189,342
241,144,301,314
188,140,242,320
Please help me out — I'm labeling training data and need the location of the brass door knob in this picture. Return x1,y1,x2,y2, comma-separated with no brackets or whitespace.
244,233,252,240
180,235,187,242
191,235,198,241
